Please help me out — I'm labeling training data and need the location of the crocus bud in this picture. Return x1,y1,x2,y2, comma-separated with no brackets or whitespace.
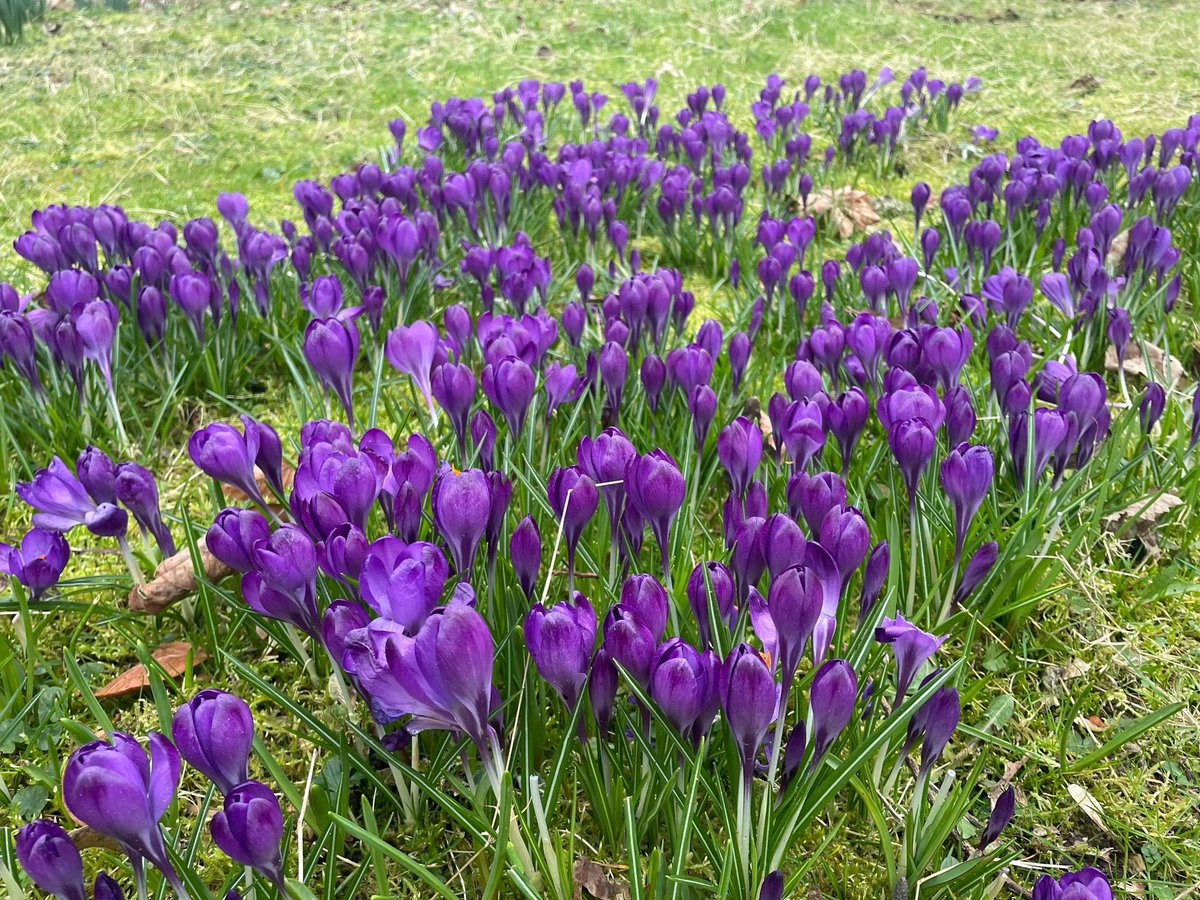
888,418,936,507
510,515,541,601
482,355,536,440
763,513,806,580
431,466,491,574
717,416,763,499
304,317,360,426
76,445,117,504
641,354,666,412
15,820,86,900
1139,382,1166,434
589,649,618,737
808,658,856,769
244,417,285,499
624,450,685,581
0,527,70,599
94,872,125,900
525,592,597,711
171,689,254,795
819,506,870,593
954,541,997,606
547,466,599,579
211,781,287,893
939,443,994,560
766,564,822,685
1106,307,1131,362
688,384,718,449
206,507,271,573
620,573,669,641
907,685,960,776
687,560,735,649
979,784,1016,849
602,604,656,688
650,638,717,745
859,541,889,620
787,471,847,535
359,537,447,631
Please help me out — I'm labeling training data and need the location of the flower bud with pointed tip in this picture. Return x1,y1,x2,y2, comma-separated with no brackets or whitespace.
808,658,856,769
15,820,86,900
979,784,1015,850
510,515,541,601
171,689,254,796
210,781,287,893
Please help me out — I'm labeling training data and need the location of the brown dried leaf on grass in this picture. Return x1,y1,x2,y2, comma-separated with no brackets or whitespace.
128,544,233,614
1104,343,1187,388
95,641,206,699
1103,493,1184,556
573,858,631,900
807,187,880,238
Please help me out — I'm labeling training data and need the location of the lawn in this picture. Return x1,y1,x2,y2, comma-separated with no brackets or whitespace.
1,1,1199,898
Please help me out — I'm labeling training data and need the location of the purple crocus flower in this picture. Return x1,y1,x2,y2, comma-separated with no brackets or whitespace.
650,638,717,745
15,820,86,900
0,527,70,599
171,690,253,796
717,416,763,499
1032,867,1112,900
17,456,127,538
602,603,656,689
719,643,777,784
888,418,936,508
431,465,491,573
905,684,960,776
77,445,117,504
1139,382,1166,434
859,541,889,620
760,564,822,692
955,541,998,607
808,658,856,769
359,537,448,632
304,316,360,426
624,450,685,582
210,781,287,894
577,427,637,552
759,871,784,900
788,471,847,535
482,355,536,440
589,649,618,737
687,560,735,649
206,508,271,573
939,443,994,561
189,422,266,506
242,524,322,636
385,321,439,418
62,733,187,896
874,614,946,705
547,465,599,584
979,784,1016,850
524,591,597,714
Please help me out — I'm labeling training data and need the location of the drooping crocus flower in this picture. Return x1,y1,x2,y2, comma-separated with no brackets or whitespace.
808,658,856,769
1032,866,1112,900
954,541,998,607
524,591,597,716
431,465,491,574
242,416,286,499
650,638,717,745
62,733,188,897
874,614,946,706
171,689,254,796
304,316,360,426
188,422,267,508
359,537,448,632
939,443,994,561
719,643,777,784
979,784,1016,850
624,450,685,582
210,781,287,894
386,320,439,419
547,466,599,585
509,515,541,601
905,683,960,776
115,462,176,557
17,456,127,538
0,527,70,599
15,819,86,900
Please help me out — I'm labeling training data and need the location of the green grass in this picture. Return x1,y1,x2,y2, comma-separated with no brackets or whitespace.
2,0,1200,896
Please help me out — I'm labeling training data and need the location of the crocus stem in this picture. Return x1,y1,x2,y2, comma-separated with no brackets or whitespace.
12,580,37,702
737,768,753,898
938,556,961,623
760,683,790,846
905,500,918,616
485,732,535,877
117,534,145,585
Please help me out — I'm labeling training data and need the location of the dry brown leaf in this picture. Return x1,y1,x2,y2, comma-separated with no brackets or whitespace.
222,462,295,503
95,641,207,699
808,187,880,238
128,544,234,614
1104,342,1186,388
1067,783,1109,833
573,858,631,900
1105,229,1128,270
1103,493,1184,554
70,825,121,852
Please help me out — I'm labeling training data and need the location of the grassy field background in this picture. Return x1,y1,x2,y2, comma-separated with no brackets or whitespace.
1,0,1199,894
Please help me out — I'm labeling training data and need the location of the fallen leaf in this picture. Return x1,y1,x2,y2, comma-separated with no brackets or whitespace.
1069,73,1102,94
70,825,121,852
1104,342,1186,388
808,187,880,238
222,462,295,503
1067,783,1109,833
128,544,234,614
1103,493,1184,554
95,642,207,699
573,858,631,900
